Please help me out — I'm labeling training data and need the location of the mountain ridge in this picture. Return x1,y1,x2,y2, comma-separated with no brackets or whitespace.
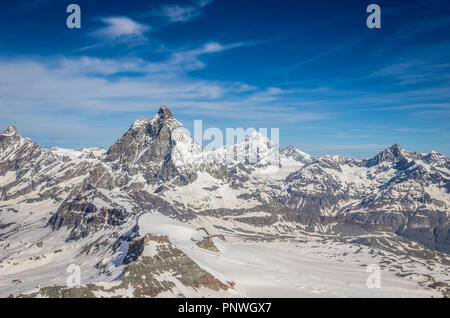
3,120,447,167
0,106,449,298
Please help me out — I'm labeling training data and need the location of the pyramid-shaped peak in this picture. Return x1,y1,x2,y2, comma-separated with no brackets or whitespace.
107,106,183,163
384,143,405,157
0,125,24,149
283,145,297,152
130,106,179,131
241,131,278,148
282,144,312,162
378,143,404,158
388,143,402,152
1,125,19,137
158,106,174,119
366,143,405,166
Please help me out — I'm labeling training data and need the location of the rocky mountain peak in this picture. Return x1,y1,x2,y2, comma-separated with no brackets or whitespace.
104,106,209,184
383,143,403,158
158,105,174,120
389,143,402,153
365,143,405,167
130,107,179,132
0,125,23,149
1,125,19,137
422,151,448,165
107,107,182,164
283,145,297,152
243,131,274,144
282,145,312,163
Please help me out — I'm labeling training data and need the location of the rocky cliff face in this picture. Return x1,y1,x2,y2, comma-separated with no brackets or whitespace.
106,106,188,183
106,106,232,186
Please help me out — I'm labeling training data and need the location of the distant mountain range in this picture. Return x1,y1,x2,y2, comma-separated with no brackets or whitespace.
0,106,448,298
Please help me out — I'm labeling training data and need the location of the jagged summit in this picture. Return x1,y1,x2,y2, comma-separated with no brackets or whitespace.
158,105,174,119
243,131,275,144
0,125,24,149
365,143,405,166
130,106,179,131
283,145,297,152
1,125,19,137
388,143,402,153
382,143,403,156
422,151,447,165
107,106,182,163
282,145,312,163
105,106,208,184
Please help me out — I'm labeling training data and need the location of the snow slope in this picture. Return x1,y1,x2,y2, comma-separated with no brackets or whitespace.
137,212,447,298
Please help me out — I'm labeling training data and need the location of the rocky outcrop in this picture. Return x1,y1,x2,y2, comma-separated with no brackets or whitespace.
25,234,230,298
196,237,220,252
48,192,131,241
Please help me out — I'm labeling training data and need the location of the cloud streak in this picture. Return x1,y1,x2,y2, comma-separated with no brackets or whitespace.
0,53,328,148
160,0,213,23
91,16,150,44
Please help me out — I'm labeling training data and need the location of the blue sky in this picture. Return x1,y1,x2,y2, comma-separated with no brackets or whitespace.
0,0,449,158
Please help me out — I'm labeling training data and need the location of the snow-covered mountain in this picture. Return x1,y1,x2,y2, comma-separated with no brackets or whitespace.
0,106,449,298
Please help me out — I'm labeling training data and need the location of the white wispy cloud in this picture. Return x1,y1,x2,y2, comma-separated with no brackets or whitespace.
320,144,386,151
167,41,250,71
162,4,199,22
55,41,243,76
395,128,441,133
160,0,213,23
370,50,450,86
280,43,355,74
0,53,327,148
92,17,150,41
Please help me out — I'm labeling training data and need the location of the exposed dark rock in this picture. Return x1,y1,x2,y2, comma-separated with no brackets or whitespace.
196,237,219,252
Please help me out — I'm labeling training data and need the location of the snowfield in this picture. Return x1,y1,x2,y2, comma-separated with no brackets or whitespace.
137,212,447,298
